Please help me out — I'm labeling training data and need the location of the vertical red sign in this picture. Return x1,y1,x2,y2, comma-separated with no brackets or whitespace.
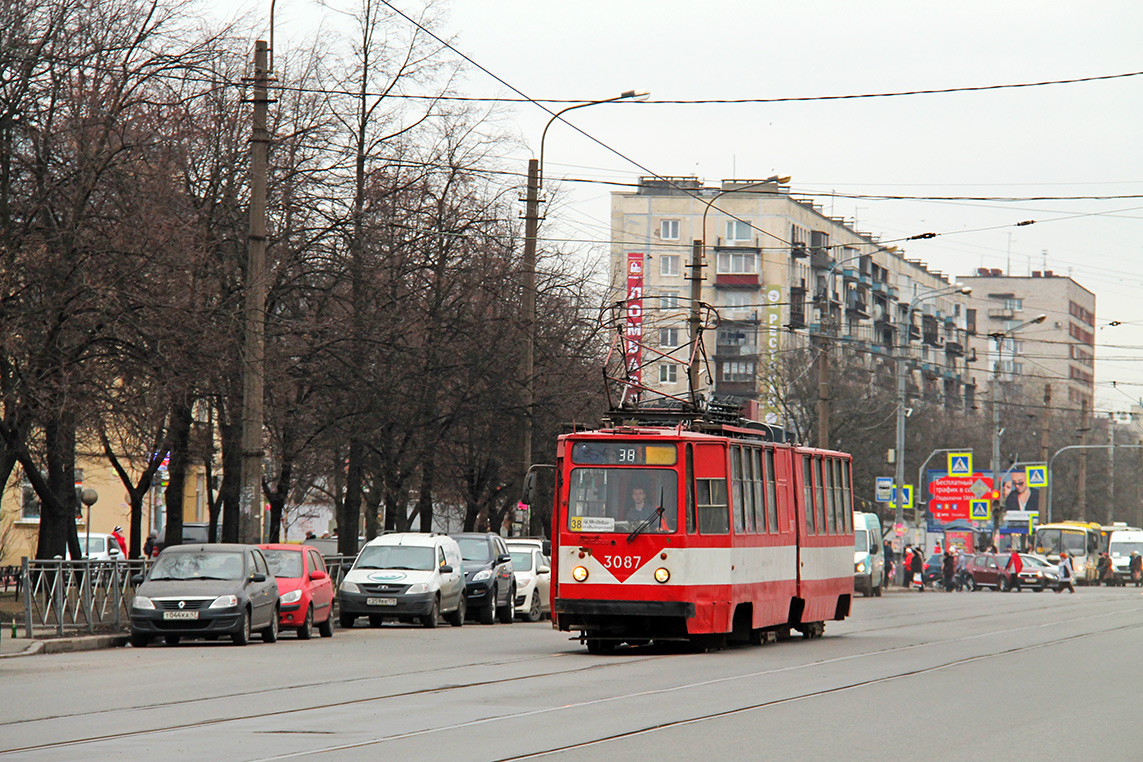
624,252,644,403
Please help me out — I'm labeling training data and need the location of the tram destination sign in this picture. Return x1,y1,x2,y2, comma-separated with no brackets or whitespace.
571,442,677,465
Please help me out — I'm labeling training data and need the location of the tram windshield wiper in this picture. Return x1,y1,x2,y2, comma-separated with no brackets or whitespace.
627,487,666,543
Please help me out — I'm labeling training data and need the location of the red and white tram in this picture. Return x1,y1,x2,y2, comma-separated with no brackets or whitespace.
546,421,854,652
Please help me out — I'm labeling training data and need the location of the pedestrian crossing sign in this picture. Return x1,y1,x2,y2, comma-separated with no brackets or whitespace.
970,500,991,521
892,485,913,509
1026,465,1047,488
948,452,972,476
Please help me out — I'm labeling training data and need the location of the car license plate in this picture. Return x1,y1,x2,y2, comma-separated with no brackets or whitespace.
366,597,396,606
162,611,199,620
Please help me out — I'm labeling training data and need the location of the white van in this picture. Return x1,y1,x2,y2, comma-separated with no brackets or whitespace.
1107,530,1143,583
853,512,884,597
337,533,466,628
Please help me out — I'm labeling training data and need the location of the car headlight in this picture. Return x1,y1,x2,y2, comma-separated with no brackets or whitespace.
340,580,360,594
406,583,429,594
281,589,303,604
209,595,238,609
571,566,589,582
473,569,493,582
654,567,670,584
132,596,154,610
516,574,532,585
856,562,866,574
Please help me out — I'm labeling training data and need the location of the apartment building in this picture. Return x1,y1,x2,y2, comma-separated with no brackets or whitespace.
611,177,975,423
960,269,1096,412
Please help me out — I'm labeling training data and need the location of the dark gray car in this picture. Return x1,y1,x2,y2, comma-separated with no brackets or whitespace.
130,544,280,647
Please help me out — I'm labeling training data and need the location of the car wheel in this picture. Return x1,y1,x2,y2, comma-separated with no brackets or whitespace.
966,577,976,591
421,595,440,629
478,598,495,625
446,596,465,627
339,612,356,629
523,591,542,622
999,577,1010,592
130,632,149,648
318,611,334,638
164,635,181,646
232,608,251,646
262,608,280,643
369,615,383,628
297,605,313,640
497,585,515,624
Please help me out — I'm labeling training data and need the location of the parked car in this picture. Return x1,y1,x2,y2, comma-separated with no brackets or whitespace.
337,533,465,629
70,533,125,562
453,532,515,624
258,544,335,638
130,544,279,647
151,522,212,556
507,542,551,622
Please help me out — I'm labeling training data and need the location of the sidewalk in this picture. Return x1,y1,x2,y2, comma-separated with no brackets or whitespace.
0,630,129,659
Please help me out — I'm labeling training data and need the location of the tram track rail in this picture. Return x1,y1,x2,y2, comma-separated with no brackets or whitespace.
5,604,1141,759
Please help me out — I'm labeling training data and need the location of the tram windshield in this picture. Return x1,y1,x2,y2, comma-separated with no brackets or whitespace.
567,468,678,534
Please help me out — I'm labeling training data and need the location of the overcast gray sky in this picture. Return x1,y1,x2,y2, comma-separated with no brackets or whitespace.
219,0,1143,413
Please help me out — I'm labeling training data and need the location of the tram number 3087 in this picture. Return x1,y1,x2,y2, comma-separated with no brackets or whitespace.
600,554,642,571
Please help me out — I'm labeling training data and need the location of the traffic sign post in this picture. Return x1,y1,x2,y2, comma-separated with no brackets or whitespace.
948,453,973,477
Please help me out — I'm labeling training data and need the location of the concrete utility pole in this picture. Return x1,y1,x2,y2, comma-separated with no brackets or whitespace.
1039,384,1052,465
520,157,539,530
1108,414,1115,524
687,239,703,402
240,40,270,543
1078,397,1089,516
816,335,830,448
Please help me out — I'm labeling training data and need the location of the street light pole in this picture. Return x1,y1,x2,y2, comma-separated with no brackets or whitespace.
1047,443,1143,522
988,314,1046,532
519,90,647,533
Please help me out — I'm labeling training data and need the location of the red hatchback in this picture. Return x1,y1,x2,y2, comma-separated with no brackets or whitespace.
258,544,335,638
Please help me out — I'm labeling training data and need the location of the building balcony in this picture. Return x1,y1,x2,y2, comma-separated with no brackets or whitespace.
842,267,859,282
945,340,965,357
809,247,831,270
714,273,759,288
871,281,886,294
988,307,1015,320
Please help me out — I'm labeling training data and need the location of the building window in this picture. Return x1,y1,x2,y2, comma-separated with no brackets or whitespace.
720,360,755,382
659,291,680,310
659,327,679,347
726,220,752,242
717,250,757,274
21,479,40,520
660,255,680,277
659,364,678,384
1003,297,1023,311
660,219,680,240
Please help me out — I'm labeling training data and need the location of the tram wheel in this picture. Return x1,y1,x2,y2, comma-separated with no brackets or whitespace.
585,638,612,654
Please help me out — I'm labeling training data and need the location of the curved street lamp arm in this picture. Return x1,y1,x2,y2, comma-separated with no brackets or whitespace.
538,91,647,186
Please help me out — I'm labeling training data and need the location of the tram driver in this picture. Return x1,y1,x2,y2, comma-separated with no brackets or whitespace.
624,484,675,532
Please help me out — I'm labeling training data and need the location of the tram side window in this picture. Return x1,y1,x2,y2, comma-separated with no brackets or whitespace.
741,447,755,533
686,445,697,534
730,446,745,534
823,457,836,534
764,449,778,533
841,460,853,532
750,448,765,533
803,457,815,535
697,478,729,534
813,457,827,536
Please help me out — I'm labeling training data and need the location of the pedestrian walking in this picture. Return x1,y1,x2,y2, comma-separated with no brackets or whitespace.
910,545,925,591
1005,547,1023,592
882,539,894,590
111,526,127,556
143,531,157,558
1129,551,1142,587
1056,551,1076,593
941,549,955,592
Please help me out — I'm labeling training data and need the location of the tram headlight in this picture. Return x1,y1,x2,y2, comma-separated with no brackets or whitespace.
654,567,670,584
571,566,589,582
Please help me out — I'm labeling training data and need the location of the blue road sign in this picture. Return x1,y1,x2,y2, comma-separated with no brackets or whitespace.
948,452,973,476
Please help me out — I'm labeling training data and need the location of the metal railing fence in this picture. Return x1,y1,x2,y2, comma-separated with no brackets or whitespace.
21,558,149,638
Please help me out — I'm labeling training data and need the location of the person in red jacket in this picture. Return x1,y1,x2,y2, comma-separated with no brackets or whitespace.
111,525,127,556
1005,548,1024,591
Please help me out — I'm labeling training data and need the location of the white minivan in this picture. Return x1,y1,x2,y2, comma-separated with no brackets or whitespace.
1107,530,1143,584
853,512,884,597
337,533,466,628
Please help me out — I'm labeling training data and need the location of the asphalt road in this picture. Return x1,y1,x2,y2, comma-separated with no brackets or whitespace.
2,586,1142,761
